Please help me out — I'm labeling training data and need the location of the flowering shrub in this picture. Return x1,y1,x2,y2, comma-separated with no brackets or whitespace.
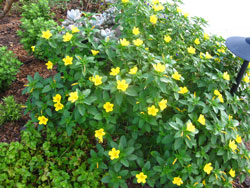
23,0,250,187
17,0,57,54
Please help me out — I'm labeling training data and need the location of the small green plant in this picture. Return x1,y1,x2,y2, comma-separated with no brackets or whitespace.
0,46,22,91
0,122,104,187
0,96,22,126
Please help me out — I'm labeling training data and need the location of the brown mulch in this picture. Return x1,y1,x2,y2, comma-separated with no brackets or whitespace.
0,10,57,142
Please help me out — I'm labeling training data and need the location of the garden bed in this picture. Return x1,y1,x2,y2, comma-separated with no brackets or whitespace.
1,0,250,187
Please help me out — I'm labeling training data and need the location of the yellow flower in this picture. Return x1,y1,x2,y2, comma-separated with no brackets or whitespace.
229,169,235,178
198,114,205,125
45,61,53,70
92,75,103,86
217,48,226,53
120,38,130,46
172,177,183,186
204,33,210,40
194,38,200,45
121,0,129,3
63,32,73,42
178,87,188,94
215,58,221,62
172,71,181,80
218,94,224,103
54,102,64,111
176,7,182,13
200,52,204,59
158,99,167,111
214,90,221,96
31,46,35,52
236,135,242,144
110,67,120,76
38,115,48,125
117,80,129,92
152,0,159,4
184,13,189,17
186,122,195,133
243,76,249,83
42,30,52,39
204,163,213,174
53,94,61,103
150,15,158,25
91,50,99,56
187,46,196,54
205,52,212,59
147,105,159,116
229,140,237,152
103,102,114,112
129,66,138,74
223,72,230,81
228,115,233,121
95,128,105,143
63,56,73,66
152,4,164,11
132,27,140,35
164,35,172,43
71,25,80,33
153,63,165,72
136,172,147,184
133,39,143,46
68,91,78,103
108,148,120,160
202,180,206,186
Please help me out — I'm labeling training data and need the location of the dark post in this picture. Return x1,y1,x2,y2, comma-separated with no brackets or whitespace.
230,60,249,94
226,36,250,94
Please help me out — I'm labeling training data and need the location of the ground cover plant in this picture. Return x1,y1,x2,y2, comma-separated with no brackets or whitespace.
0,46,22,91
20,0,250,187
0,95,21,126
0,122,104,187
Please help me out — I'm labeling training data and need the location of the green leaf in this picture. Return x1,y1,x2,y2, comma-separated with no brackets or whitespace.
125,86,138,96
153,166,162,172
48,40,57,48
126,147,134,155
114,163,122,172
115,92,123,106
121,158,129,167
174,138,182,150
45,108,52,117
94,113,102,120
217,148,224,156
77,104,85,116
120,170,129,177
101,176,111,183
143,161,151,170
169,122,179,130
66,125,72,136
127,154,137,161
119,136,127,148
41,85,51,93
